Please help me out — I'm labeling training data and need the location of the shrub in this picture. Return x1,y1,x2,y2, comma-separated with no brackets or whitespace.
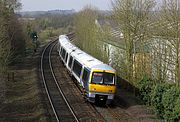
173,96,180,121
137,77,154,105
162,86,180,121
150,83,170,118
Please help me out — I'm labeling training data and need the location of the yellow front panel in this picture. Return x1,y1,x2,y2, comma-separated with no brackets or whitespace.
89,84,116,94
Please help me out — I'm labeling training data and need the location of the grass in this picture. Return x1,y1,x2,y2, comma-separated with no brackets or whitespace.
0,53,48,121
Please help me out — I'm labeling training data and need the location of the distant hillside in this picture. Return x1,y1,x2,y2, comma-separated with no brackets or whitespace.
17,9,76,17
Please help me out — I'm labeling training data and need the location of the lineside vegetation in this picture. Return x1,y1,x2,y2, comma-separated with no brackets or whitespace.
0,0,25,103
74,0,180,120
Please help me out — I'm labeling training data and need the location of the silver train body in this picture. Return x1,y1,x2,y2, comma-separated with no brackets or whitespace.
57,35,116,104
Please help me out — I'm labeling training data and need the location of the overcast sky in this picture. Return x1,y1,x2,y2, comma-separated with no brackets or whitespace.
20,0,113,12
20,0,162,12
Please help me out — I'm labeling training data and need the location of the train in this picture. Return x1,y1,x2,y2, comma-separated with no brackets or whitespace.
57,35,116,104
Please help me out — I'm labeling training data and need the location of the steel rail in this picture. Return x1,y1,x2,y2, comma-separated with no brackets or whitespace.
49,42,79,122
41,41,60,122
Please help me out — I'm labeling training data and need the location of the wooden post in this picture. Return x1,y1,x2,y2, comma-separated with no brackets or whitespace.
8,73,10,81
12,72,14,82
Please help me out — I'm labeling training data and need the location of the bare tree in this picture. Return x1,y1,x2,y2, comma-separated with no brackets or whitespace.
112,0,156,83
74,6,103,59
0,0,23,103
0,1,12,73
157,0,180,84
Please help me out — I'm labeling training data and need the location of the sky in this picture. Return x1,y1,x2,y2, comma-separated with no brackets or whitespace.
20,0,113,12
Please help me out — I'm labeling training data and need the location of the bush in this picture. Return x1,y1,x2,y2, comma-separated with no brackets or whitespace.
137,77,180,121
162,86,180,121
137,77,154,105
150,83,171,118
173,96,180,121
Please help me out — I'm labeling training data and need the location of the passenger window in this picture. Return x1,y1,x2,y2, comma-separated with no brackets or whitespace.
60,47,63,55
68,56,73,68
82,68,90,82
65,53,68,63
62,49,66,59
72,60,82,77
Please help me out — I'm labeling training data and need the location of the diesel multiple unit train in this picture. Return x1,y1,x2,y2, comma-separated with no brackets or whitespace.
57,35,116,104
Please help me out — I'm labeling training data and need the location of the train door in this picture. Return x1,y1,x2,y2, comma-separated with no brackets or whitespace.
61,48,66,63
65,53,68,67
67,55,73,71
59,46,62,57
72,59,82,83
81,67,90,91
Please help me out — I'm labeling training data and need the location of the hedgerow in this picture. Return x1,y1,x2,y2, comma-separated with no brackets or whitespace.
173,96,180,121
137,77,154,105
162,86,180,121
137,77,180,121
150,83,170,118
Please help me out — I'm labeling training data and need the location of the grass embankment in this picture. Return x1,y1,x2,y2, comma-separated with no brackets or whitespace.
0,51,48,122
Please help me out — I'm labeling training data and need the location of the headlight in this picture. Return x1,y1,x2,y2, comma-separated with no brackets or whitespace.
109,90,113,93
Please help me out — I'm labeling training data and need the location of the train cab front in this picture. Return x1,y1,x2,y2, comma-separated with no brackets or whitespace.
87,71,116,105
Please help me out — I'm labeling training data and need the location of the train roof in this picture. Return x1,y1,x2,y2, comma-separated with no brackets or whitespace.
59,35,115,72
59,35,77,53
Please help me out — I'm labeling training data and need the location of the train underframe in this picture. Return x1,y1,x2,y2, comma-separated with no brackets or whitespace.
85,91,114,105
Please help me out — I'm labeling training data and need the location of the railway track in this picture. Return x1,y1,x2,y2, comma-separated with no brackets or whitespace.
106,105,123,122
40,40,79,122
52,44,105,122
40,34,144,122
106,105,135,122
54,35,133,122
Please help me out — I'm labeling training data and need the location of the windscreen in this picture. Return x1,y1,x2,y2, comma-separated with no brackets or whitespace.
91,72,115,85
